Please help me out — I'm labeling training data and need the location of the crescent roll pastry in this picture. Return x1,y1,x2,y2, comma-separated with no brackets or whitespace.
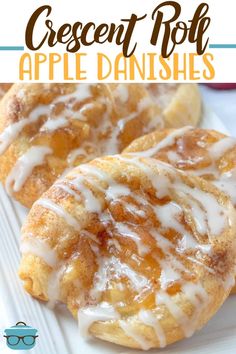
124,127,236,293
0,83,201,207
19,155,236,350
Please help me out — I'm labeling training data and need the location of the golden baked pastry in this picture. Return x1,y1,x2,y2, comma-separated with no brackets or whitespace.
146,84,201,128
0,83,12,99
0,83,201,208
19,155,236,349
124,127,236,293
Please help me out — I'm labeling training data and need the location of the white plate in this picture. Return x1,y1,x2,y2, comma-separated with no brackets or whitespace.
0,108,235,354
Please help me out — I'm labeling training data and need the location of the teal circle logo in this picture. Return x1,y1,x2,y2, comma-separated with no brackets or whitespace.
4,322,38,350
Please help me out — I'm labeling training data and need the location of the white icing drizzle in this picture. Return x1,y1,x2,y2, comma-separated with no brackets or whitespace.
107,238,122,252
128,126,192,158
156,278,209,339
119,320,152,350
118,98,150,132
40,117,68,132
168,132,236,209
177,183,229,236
156,290,192,338
76,102,97,121
60,164,132,217
6,146,52,194
138,309,166,348
181,282,209,330
114,84,129,103
182,282,208,307
117,155,172,199
209,137,236,160
115,223,150,256
181,193,208,235
79,163,131,202
189,164,217,177
185,256,215,274
167,150,181,163
69,176,102,213
67,143,96,165
0,102,52,155
214,169,236,204
154,200,212,255
150,230,173,252
154,202,196,248
185,136,236,209
55,182,82,202
79,163,112,182
151,228,213,276
20,237,58,268
119,199,146,218
53,84,92,104
36,198,81,230
106,184,130,200
159,260,181,289
90,256,150,300
81,230,100,244
47,264,67,309
78,302,120,338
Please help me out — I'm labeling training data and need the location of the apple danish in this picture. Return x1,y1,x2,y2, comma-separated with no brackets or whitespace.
124,127,236,293
0,83,201,207
19,155,236,349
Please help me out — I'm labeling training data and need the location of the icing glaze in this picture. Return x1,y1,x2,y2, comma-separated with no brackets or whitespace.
36,198,81,230
119,320,152,350
20,237,58,268
209,137,236,160
138,309,166,348
90,256,150,300
128,126,192,158
114,84,129,103
115,223,150,256
40,117,68,132
6,146,52,194
78,302,120,338
0,108,47,155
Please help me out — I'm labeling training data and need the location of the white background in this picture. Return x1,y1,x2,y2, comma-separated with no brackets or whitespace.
201,86,236,135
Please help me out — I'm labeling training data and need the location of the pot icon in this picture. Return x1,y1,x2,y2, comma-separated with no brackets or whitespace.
4,322,38,350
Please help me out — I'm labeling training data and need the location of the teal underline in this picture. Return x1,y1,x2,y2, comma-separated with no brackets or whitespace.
209,44,236,49
0,46,24,51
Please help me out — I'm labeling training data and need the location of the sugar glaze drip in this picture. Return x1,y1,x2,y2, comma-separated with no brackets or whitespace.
6,146,52,194
21,155,235,348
